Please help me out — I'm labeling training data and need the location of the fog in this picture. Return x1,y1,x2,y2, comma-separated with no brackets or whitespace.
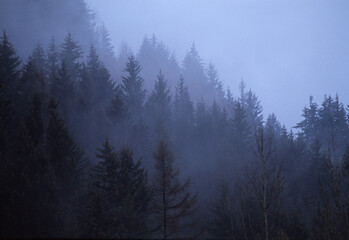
2,0,349,239
87,0,349,128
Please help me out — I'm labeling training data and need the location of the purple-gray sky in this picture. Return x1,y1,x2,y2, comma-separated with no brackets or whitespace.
86,0,349,128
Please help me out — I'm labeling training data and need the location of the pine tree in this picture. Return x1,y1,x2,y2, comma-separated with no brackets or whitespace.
0,31,21,98
46,97,87,236
1,93,56,237
47,37,59,85
145,71,172,142
121,55,146,120
151,140,198,239
207,62,225,106
86,140,150,238
173,76,194,147
60,32,83,81
85,45,114,104
209,178,235,240
295,96,319,148
182,43,207,102
231,100,250,155
51,61,75,119
17,58,46,115
245,89,263,131
265,113,282,141
31,41,47,74
96,24,117,79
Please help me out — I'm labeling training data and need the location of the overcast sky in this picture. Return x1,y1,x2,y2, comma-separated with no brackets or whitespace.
86,0,349,129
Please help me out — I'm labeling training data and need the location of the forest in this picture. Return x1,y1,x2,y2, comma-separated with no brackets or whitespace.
1,1,349,239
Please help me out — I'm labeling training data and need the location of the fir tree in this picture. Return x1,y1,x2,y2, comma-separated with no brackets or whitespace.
121,55,146,120
51,61,75,119
209,178,235,240
31,41,47,74
87,140,150,238
145,71,172,142
182,43,207,102
207,62,225,106
173,76,194,147
60,32,83,81
46,97,87,236
47,37,59,85
0,31,21,98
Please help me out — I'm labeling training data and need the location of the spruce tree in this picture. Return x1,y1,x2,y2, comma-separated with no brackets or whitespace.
209,179,235,240
144,71,172,142
60,32,83,81
121,55,146,120
85,45,114,105
0,31,21,98
31,41,47,74
51,61,75,119
231,100,250,155
207,62,225,106
173,76,194,147
86,139,150,238
46,97,87,235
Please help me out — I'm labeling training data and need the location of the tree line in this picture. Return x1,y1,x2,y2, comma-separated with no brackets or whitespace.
1,31,349,239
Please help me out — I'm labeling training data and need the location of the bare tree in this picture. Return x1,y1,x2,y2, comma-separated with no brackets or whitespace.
239,127,284,240
151,140,198,240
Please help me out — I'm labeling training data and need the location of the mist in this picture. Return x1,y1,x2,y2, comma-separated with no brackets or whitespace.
1,0,349,239
87,0,349,129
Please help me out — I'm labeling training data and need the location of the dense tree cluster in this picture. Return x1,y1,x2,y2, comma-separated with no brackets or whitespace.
1,10,349,239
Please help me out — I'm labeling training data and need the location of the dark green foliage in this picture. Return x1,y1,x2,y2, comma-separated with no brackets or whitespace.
145,71,172,142
121,55,146,119
31,41,47,74
51,61,75,119
81,140,150,238
60,32,83,81
231,100,250,155
173,76,194,147
17,58,46,116
207,62,225,106
2,26,349,240
209,179,235,240
182,43,208,102
0,31,20,98
47,97,87,197
80,45,114,106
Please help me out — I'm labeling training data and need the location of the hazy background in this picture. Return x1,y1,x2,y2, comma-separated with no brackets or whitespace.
86,0,349,128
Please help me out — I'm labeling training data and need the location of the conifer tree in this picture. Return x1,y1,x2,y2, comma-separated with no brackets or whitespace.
31,41,47,74
51,61,75,119
0,31,21,98
85,45,114,105
182,43,207,102
60,32,83,81
207,62,225,106
231,100,250,155
17,58,46,115
173,76,194,147
209,179,235,240
121,55,146,120
96,24,117,78
145,71,172,142
86,139,150,238
47,37,59,85
295,96,319,148
151,140,198,239
46,97,87,233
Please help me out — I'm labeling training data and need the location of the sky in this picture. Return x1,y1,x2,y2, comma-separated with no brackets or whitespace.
86,0,349,129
